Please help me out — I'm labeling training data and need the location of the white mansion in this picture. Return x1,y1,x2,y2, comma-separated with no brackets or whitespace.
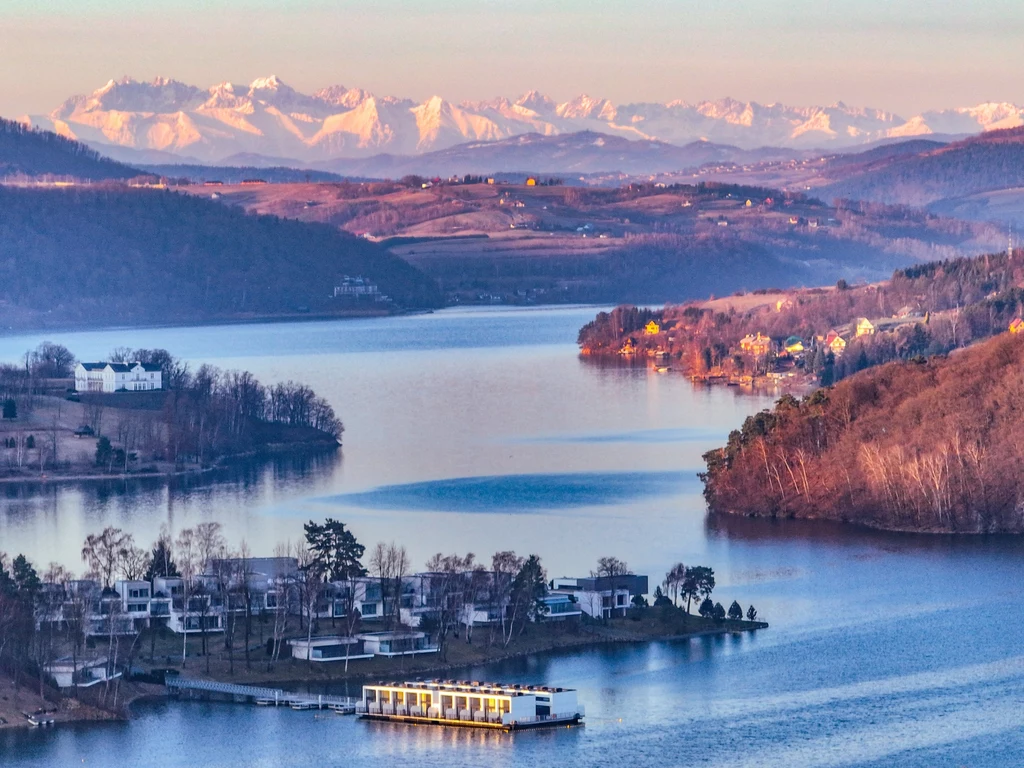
75,361,163,393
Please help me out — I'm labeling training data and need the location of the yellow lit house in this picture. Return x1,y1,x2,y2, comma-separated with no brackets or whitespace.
644,320,661,335
855,318,876,337
824,330,847,355
1010,317,1024,334
739,332,774,356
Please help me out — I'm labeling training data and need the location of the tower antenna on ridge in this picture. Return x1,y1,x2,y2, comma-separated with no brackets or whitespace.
1010,224,1014,259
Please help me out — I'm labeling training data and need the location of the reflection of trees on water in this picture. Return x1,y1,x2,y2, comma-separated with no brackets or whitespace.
705,510,1024,556
0,449,343,512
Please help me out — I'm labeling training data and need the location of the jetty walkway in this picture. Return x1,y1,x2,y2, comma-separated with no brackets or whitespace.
166,677,358,713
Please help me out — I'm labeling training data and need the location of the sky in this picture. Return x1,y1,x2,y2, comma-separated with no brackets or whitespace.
2,0,1024,117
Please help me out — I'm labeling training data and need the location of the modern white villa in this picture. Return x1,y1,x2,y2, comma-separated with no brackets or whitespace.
359,680,584,730
74,361,163,392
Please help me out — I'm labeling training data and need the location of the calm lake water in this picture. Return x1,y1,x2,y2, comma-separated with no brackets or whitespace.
4,306,1024,767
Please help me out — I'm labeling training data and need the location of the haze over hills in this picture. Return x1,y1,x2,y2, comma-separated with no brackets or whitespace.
816,127,1024,209
311,132,805,178
24,75,1024,165
0,117,138,180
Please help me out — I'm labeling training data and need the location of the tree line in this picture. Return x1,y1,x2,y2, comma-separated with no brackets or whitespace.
0,519,760,708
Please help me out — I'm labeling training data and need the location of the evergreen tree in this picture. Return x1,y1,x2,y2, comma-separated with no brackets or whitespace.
95,436,113,466
12,554,40,595
728,600,743,620
304,519,367,581
145,535,179,580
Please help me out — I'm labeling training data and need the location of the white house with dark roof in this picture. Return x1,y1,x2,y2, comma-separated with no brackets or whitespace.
75,362,162,393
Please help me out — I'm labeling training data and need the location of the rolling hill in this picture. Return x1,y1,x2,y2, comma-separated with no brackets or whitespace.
817,127,1024,207
0,117,138,180
0,186,442,329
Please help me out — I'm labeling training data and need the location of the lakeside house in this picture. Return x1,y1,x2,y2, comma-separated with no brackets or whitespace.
783,336,805,355
739,332,774,357
644,320,661,335
289,635,373,663
74,362,162,393
44,657,121,689
34,557,646,666
550,575,649,619
1010,317,1024,334
333,276,390,303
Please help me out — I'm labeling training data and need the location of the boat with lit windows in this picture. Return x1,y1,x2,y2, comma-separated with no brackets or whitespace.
358,679,584,731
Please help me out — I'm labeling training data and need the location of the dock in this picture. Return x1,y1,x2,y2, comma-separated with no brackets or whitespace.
166,677,358,713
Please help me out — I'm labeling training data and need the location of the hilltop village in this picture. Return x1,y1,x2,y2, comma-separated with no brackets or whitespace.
578,247,1024,388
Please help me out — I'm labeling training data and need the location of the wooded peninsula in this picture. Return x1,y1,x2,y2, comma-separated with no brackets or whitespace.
701,331,1024,533
0,344,342,482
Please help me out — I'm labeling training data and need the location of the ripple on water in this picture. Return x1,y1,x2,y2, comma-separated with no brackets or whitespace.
319,471,697,513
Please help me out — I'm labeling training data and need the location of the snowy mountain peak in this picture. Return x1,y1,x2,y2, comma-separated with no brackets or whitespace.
515,90,555,114
32,75,1024,164
249,75,286,92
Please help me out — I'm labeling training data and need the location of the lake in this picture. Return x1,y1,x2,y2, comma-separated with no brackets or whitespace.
4,306,1024,767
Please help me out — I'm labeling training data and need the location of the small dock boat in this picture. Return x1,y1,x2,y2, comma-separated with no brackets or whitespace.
358,679,584,731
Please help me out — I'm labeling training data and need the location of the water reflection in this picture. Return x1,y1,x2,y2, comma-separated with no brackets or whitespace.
325,471,696,513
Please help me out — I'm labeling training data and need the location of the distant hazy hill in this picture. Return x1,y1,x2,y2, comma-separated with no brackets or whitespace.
819,128,1024,207
314,131,802,178
0,117,137,180
138,163,353,184
0,186,442,328
29,74,1024,163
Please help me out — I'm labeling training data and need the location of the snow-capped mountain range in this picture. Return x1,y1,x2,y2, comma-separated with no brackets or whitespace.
24,75,1024,164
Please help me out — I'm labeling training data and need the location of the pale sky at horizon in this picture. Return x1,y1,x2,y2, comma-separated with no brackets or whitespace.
2,0,1023,118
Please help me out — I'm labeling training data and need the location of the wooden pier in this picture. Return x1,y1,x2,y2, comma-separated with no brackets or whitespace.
166,677,358,713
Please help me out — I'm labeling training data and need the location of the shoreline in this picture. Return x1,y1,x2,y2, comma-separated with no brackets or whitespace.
0,441,339,489
3,619,768,730
0,307,435,339
150,618,768,701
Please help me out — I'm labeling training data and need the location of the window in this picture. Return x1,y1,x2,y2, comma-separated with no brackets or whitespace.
363,603,377,616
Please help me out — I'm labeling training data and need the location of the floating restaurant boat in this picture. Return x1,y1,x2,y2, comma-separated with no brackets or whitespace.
358,679,584,731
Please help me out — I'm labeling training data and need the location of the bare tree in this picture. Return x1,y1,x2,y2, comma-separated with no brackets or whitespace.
175,528,198,668
370,541,410,631
81,527,130,588
491,551,523,647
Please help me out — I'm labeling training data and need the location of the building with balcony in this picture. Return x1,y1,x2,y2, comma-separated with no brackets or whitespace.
550,574,649,619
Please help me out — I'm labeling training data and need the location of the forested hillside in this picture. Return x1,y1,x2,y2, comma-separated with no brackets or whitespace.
0,187,442,328
0,118,137,180
819,127,1024,207
701,332,1024,533
579,248,1024,382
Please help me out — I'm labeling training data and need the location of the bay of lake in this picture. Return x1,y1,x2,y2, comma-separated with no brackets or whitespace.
4,306,1024,767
